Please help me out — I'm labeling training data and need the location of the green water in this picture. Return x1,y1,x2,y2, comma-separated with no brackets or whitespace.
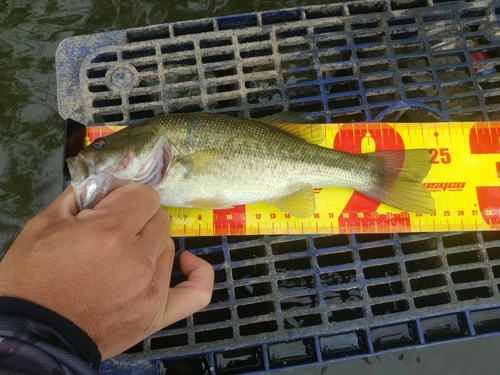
0,0,329,256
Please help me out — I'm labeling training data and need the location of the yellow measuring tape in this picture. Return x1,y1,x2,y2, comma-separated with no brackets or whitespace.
81,121,500,235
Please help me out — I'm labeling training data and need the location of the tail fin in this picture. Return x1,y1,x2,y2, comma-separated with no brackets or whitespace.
362,149,435,214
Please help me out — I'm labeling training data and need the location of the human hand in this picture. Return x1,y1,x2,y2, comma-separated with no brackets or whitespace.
0,184,214,359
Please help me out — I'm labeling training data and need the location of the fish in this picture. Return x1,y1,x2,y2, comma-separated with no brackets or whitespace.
66,112,435,217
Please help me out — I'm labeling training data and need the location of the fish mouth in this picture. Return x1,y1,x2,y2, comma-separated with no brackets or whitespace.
68,136,170,212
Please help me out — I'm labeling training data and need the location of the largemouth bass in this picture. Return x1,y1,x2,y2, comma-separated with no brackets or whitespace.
66,113,435,217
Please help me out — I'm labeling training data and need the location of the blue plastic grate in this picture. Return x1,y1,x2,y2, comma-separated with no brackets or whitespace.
55,0,500,374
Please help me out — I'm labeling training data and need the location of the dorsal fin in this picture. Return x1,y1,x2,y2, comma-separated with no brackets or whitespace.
259,112,326,145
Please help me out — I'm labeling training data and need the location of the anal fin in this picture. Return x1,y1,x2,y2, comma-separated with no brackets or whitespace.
269,184,316,218
165,207,193,218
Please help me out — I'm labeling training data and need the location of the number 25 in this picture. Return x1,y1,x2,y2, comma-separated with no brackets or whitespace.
430,148,451,164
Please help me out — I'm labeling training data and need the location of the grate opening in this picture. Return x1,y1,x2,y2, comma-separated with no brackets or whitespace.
451,268,486,284
363,262,400,279
157,356,210,375
442,232,479,248
164,57,196,69
284,314,322,329
232,263,269,280
92,97,121,108
313,235,350,249
487,246,500,260
348,1,387,15
215,346,264,374
262,10,301,25
354,31,385,45
320,270,358,286
93,113,123,123
239,320,278,336
194,308,231,325
325,79,360,95
328,95,362,110
122,48,155,60
230,245,266,261
211,289,229,304
214,269,227,284
123,341,143,354
278,275,316,291
387,16,416,26
459,6,488,19
359,245,396,261
352,19,380,30
422,10,454,22
268,339,316,369
481,231,500,242
241,47,273,58
405,256,442,273
320,331,368,359
164,319,188,330
391,0,428,11
277,27,307,39
414,292,451,308
356,47,389,59
235,282,273,299
127,27,169,43
324,288,362,304
173,20,214,36
275,257,311,272
217,14,259,30
410,273,447,291
317,251,354,267
447,250,482,266
305,6,343,19
185,236,223,249
422,313,469,343
129,93,160,104
151,334,189,350
237,301,275,318
88,84,109,93
456,286,492,301
200,38,232,49
238,33,271,44
272,239,308,255
471,308,500,335
328,307,365,322
371,299,410,316
195,327,233,344
355,233,391,243
314,24,345,35
367,282,404,297
86,68,107,79
202,52,235,64
371,322,418,351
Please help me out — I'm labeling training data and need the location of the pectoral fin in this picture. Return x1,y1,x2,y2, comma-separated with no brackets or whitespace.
269,184,316,218
177,149,228,176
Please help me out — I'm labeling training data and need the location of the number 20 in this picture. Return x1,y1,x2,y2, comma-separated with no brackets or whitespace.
430,148,451,164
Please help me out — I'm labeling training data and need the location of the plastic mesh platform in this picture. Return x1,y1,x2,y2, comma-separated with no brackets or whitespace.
55,0,500,374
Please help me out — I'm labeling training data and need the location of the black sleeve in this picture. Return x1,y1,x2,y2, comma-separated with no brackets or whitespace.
0,297,101,374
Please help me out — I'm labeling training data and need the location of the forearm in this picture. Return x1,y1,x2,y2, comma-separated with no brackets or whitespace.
0,297,100,375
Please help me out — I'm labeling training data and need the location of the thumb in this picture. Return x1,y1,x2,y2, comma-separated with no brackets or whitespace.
162,252,214,326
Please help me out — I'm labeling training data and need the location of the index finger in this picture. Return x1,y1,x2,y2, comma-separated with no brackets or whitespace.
79,183,162,234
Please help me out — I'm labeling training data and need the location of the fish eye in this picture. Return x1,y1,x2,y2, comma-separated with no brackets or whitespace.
92,138,106,151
